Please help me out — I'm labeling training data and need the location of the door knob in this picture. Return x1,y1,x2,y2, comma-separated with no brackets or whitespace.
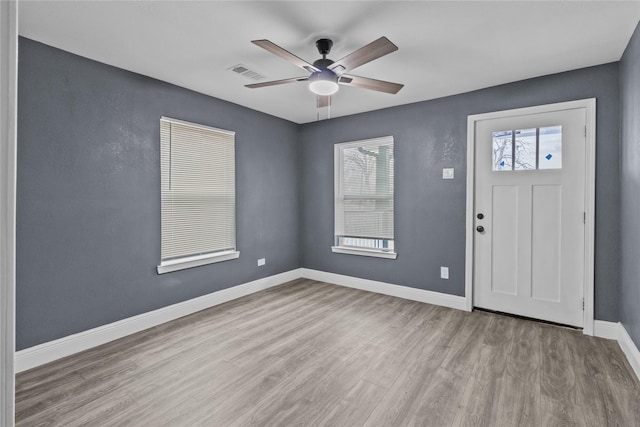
476,226,485,233
477,213,484,219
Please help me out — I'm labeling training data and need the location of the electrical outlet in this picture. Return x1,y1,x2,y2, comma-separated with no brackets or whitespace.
442,168,454,179
257,258,265,266
440,266,449,279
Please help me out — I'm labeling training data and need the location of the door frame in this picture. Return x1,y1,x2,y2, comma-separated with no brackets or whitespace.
1,0,18,425
464,99,596,335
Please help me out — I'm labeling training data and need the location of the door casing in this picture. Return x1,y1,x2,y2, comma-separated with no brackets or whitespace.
464,99,596,335
1,0,18,424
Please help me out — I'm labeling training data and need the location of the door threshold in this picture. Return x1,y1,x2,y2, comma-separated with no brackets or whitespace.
473,307,582,331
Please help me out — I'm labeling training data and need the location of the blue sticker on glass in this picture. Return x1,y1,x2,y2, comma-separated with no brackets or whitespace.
545,154,552,160
500,161,505,167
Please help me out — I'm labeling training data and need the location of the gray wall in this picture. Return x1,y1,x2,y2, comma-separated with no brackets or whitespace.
18,36,626,351
17,38,300,350
620,22,640,348
299,63,621,322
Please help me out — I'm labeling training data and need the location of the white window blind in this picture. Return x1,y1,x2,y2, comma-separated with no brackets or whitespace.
160,117,236,265
334,136,395,257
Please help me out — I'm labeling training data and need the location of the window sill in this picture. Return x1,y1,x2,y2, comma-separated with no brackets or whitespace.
331,246,397,259
157,250,240,274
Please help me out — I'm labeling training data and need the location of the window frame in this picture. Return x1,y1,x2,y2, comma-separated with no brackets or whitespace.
332,135,397,259
156,117,239,274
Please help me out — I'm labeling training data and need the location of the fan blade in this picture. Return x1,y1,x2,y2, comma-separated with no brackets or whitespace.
252,40,320,73
245,76,308,89
338,74,404,94
317,95,330,108
328,37,398,74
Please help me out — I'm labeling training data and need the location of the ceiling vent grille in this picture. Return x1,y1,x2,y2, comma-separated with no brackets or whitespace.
228,64,264,80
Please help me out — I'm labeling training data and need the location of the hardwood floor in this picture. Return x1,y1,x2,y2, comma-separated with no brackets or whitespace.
16,279,640,426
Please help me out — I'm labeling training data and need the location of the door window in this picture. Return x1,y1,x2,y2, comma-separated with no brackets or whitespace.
493,126,562,171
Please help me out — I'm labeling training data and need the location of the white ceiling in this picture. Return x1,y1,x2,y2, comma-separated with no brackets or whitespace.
19,1,640,124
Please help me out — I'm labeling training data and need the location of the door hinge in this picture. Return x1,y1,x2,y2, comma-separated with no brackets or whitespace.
585,126,587,137
583,212,586,224
582,298,585,310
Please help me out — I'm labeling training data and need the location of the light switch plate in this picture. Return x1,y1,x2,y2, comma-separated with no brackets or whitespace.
440,266,449,279
257,258,265,266
442,168,454,179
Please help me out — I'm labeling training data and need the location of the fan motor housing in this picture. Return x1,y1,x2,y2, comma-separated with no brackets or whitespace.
312,58,334,70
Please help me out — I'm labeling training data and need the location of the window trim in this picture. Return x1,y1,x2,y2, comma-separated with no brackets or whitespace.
331,245,397,259
333,135,396,259
157,250,240,274
160,116,235,137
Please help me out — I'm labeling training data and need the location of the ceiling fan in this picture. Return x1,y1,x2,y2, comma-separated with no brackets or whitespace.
246,37,404,108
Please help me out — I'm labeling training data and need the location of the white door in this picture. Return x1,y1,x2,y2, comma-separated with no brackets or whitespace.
473,107,586,327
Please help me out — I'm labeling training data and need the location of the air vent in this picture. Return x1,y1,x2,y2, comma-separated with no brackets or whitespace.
228,64,264,80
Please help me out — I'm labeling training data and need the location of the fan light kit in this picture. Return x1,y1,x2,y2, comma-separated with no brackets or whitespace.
309,72,339,96
246,37,403,109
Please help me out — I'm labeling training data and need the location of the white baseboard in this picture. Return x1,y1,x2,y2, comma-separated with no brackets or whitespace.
15,269,303,373
593,320,640,382
593,320,620,340
617,322,640,382
15,267,469,372
300,268,468,311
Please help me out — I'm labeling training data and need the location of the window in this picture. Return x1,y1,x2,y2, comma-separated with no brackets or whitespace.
157,117,238,274
493,126,562,171
333,136,396,259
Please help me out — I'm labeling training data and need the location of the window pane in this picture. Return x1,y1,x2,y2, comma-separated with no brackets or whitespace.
338,236,394,251
342,142,394,239
539,125,562,169
493,126,562,172
493,130,513,171
514,128,536,170
334,136,395,249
